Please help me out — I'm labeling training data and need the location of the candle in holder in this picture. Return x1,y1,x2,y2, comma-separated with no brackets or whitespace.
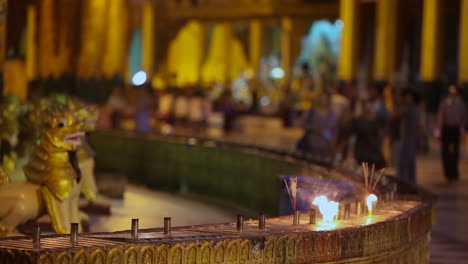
237,215,244,233
309,208,316,224
164,217,172,235
33,225,41,247
345,204,351,219
131,219,139,238
258,212,266,230
366,194,378,215
70,223,79,245
293,210,300,225
355,201,361,216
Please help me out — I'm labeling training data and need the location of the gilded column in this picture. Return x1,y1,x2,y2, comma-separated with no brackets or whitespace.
338,0,360,81
373,0,398,82
197,21,205,84
142,1,155,76
77,0,109,78
223,22,233,85
459,0,468,83
250,19,262,75
38,0,56,78
420,0,443,82
281,17,306,87
281,17,292,85
102,0,128,78
26,5,37,81
0,0,6,70
250,19,262,94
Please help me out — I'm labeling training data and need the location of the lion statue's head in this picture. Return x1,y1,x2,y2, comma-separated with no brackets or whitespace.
42,106,84,151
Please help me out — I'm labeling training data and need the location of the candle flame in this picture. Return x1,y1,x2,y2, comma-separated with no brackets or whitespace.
312,195,339,222
366,194,378,215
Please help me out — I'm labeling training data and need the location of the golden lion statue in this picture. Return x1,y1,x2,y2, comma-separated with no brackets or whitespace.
0,106,85,235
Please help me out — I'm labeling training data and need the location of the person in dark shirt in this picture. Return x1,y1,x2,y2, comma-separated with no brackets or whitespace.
397,90,421,184
350,100,386,169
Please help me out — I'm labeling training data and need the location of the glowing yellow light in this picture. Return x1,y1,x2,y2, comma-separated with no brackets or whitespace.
312,195,339,222
316,221,337,231
366,194,378,215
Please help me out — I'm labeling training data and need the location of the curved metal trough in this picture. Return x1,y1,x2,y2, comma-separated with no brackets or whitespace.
0,131,435,263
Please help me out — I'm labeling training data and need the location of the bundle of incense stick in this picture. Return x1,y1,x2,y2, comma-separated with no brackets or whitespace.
284,177,298,210
361,163,385,193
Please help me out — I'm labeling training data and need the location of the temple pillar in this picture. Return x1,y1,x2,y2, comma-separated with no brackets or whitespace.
373,0,398,83
77,0,109,79
281,17,292,86
250,19,262,98
420,0,443,113
38,0,56,78
281,17,310,87
338,0,360,82
0,0,6,71
26,5,37,81
142,1,155,76
223,22,233,85
102,0,128,78
420,0,443,82
196,21,205,84
250,19,262,76
459,0,468,88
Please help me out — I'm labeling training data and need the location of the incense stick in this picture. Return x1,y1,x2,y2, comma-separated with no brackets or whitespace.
362,163,368,190
372,168,386,190
284,179,294,209
369,164,375,191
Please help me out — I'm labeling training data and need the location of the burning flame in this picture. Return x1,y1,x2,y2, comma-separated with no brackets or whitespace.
312,195,339,222
366,194,378,215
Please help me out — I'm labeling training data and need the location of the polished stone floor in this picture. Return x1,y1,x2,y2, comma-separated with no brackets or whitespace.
89,185,236,233
417,150,468,264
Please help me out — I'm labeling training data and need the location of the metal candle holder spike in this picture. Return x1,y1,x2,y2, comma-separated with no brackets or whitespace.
355,201,362,216
345,204,351,219
70,223,79,245
258,213,266,230
33,225,41,247
293,210,300,225
338,204,344,220
237,215,244,233
309,208,316,224
131,219,139,238
164,217,171,235
362,200,368,214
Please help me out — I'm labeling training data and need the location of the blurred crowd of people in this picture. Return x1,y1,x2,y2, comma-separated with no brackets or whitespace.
97,77,466,186
295,83,466,185
97,84,237,135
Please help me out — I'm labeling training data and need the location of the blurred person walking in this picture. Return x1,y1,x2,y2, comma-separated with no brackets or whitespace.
135,85,155,133
215,92,236,133
188,89,211,134
330,86,351,161
108,87,127,130
174,88,190,125
397,90,421,184
436,85,466,182
349,100,386,169
297,92,337,159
